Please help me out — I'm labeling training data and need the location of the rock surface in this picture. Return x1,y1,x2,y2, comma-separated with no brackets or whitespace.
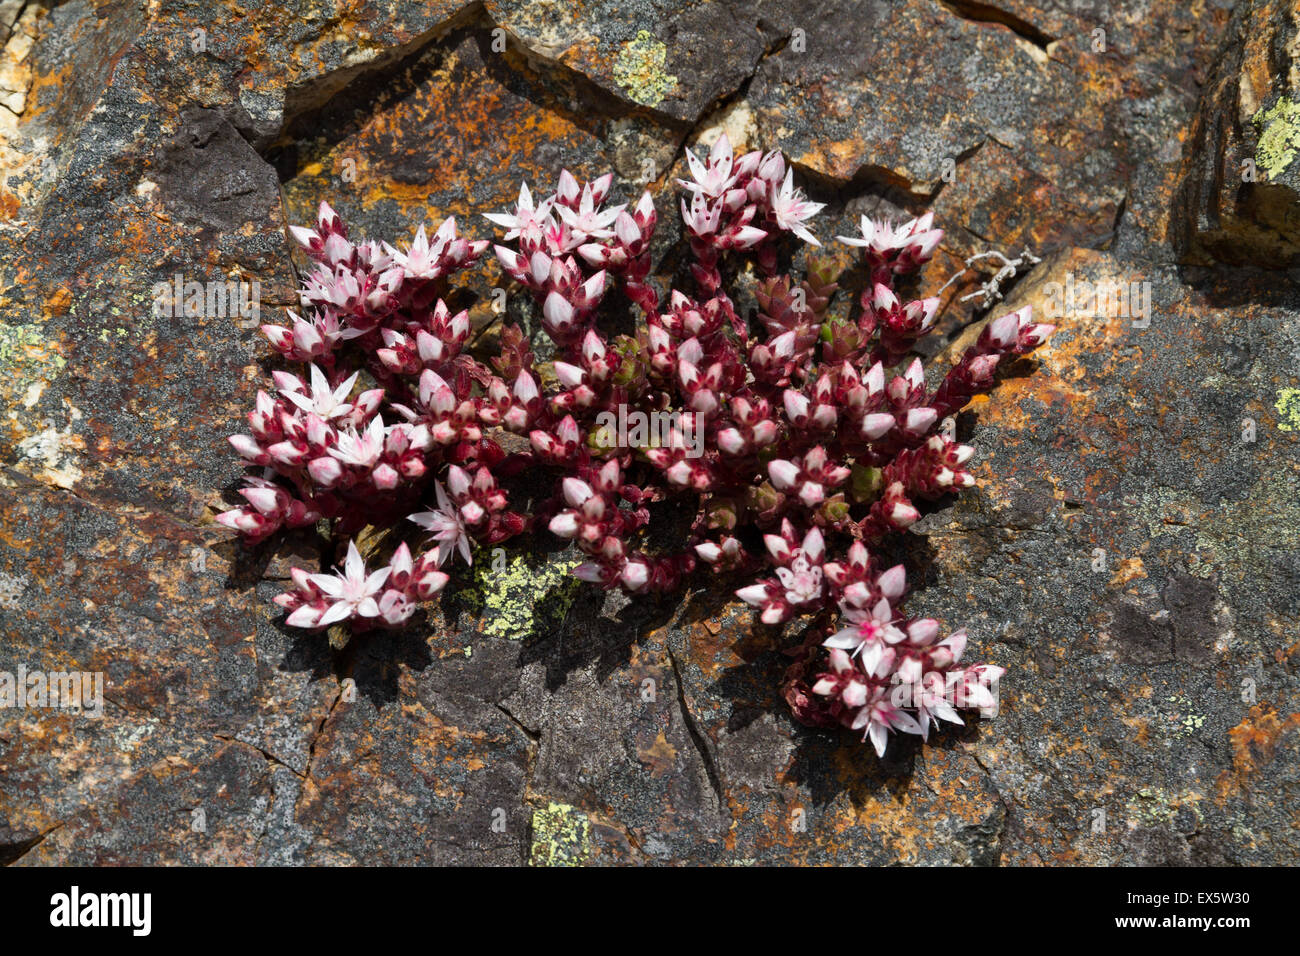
1,0,1297,865
1174,0,1300,267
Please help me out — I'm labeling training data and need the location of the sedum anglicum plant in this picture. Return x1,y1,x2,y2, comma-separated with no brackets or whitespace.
216,135,1054,756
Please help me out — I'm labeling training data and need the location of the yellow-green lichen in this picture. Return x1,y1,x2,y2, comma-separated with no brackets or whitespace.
529,801,591,866
1165,695,1205,738
1253,97,1300,180
612,31,679,107
454,549,581,640
0,322,65,372
1275,387,1300,432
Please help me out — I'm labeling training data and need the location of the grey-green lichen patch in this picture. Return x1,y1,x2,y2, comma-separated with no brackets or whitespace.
453,548,581,640
1125,787,1202,829
1129,472,1300,586
529,801,591,866
1196,469,1300,562
1275,387,1300,431
612,31,678,107
1253,96,1300,180
1133,486,1201,543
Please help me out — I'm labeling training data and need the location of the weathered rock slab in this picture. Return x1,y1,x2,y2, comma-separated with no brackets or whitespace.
0,0,1296,866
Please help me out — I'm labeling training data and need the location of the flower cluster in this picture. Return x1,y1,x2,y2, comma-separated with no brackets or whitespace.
273,541,448,631
779,534,1005,756
677,136,824,288
218,134,1055,754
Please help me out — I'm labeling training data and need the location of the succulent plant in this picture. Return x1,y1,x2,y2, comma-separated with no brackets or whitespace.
218,135,1054,755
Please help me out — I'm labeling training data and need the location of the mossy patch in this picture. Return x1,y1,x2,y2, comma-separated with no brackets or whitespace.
1126,787,1202,829
1253,96,1300,180
529,801,591,866
612,31,678,107
0,321,65,373
453,547,582,640
1163,694,1205,739
1274,387,1300,432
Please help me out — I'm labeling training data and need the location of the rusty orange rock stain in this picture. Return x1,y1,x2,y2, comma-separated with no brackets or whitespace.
1215,704,1300,802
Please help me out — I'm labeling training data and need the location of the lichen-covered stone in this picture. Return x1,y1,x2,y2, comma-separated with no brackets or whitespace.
483,0,782,123
1173,0,1300,267
1,0,1296,866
